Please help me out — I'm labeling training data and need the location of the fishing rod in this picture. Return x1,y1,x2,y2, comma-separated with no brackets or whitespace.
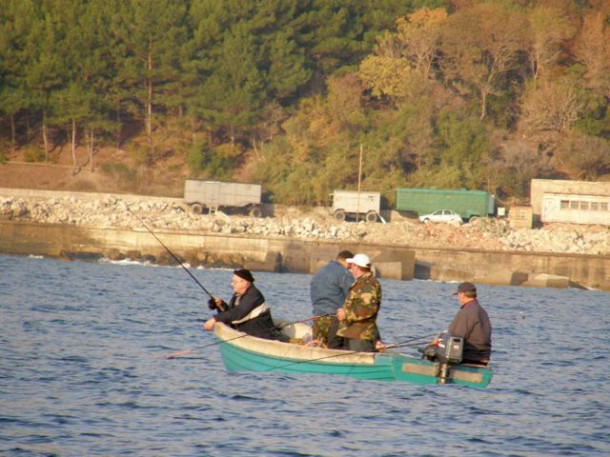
383,332,438,350
127,206,213,299
266,332,439,371
164,314,332,359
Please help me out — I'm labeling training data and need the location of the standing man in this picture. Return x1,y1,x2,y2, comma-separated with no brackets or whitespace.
433,282,492,365
203,269,286,341
310,250,354,347
335,253,381,352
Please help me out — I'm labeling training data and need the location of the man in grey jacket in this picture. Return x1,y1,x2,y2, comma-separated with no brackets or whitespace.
429,282,492,365
310,250,354,347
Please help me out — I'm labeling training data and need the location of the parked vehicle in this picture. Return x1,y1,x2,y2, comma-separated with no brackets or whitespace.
184,180,264,217
395,188,495,221
330,190,381,222
418,209,463,224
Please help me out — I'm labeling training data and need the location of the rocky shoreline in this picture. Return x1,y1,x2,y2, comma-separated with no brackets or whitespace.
1,190,609,257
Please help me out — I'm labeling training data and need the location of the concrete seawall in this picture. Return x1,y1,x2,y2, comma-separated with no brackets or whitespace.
0,220,415,280
415,247,609,290
1,220,608,291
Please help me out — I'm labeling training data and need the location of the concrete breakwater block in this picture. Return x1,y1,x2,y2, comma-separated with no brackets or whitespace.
307,245,415,280
244,252,283,273
595,280,610,292
474,269,530,286
521,273,571,289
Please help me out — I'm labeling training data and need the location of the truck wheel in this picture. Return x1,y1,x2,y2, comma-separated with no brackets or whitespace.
191,203,204,214
249,206,263,218
365,211,378,223
334,209,346,221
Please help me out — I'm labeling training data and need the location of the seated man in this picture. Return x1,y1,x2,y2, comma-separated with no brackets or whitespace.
426,282,492,365
203,269,286,341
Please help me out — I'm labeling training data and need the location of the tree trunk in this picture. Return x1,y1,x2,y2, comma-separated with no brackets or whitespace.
147,34,153,161
71,118,78,171
479,88,488,121
10,114,16,153
89,128,95,171
147,79,153,148
42,111,49,162
116,98,122,150
26,113,32,141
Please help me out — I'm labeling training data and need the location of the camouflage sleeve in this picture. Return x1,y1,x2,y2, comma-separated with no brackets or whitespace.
343,276,381,322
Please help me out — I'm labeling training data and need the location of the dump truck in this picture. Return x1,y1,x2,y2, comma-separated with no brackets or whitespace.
184,180,264,217
330,190,381,222
395,188,494,221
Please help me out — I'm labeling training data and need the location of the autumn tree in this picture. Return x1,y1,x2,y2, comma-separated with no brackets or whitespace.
358,31,412,99
555,133,610,180
489,139,553,198
395,8,447,80
439,2,530,121
518,77,583,151
358,8,447,100
526,3,576,80
571,8,610,99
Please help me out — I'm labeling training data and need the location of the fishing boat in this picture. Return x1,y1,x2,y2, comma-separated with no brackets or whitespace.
213,321,493,388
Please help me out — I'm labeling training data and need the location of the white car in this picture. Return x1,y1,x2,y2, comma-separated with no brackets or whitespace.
419,209,463,224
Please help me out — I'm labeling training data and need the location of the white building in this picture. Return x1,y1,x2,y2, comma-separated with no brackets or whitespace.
531,179,610,226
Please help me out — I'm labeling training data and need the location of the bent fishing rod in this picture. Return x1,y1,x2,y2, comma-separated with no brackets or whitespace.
127,206,214,299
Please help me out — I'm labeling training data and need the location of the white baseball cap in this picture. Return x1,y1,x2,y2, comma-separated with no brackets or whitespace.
346,253,371,268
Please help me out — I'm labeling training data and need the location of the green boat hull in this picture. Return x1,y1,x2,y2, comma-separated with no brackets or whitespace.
214,322,492,388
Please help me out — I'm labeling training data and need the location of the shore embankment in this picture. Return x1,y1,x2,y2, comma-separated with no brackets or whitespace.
1,188,608,291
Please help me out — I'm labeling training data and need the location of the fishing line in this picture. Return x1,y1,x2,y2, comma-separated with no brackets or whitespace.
127,205,213,298
384,332,438,350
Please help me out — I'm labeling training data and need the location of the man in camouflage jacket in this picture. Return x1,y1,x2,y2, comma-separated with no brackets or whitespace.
336,253,381,352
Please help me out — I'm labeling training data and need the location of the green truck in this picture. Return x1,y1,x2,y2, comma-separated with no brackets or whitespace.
395,188,495,221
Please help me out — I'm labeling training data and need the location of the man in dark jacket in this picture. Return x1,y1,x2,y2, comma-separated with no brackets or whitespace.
432,282,492,365
203,269,286,341
310,250,354,346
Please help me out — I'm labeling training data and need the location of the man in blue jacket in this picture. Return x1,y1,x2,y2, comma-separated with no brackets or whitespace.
310,250,354,347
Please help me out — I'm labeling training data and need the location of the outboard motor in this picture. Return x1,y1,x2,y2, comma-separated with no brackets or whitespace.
434,333,463,384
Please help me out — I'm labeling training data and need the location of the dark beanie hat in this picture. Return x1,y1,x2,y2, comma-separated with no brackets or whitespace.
234,269,255,282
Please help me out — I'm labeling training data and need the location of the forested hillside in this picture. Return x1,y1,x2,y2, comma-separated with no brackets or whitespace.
0,0,608,204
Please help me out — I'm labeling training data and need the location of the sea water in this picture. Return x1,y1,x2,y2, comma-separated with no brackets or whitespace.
1,254,608,456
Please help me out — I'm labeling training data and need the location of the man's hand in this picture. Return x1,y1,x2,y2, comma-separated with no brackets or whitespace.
203,317,217,331
207,297,227,312
336,308,346,321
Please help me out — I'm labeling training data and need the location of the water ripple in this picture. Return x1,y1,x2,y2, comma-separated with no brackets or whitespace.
1,255,608,456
